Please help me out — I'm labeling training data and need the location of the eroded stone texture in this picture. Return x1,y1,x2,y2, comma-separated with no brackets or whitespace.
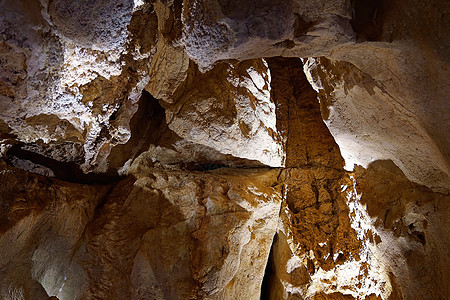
0,162,111,299
162,59,284,167
126,166,282,299
0,0,159,174
181,0,354,70
0,161,282,299
145,0,190,102
303,54,450,193
269,158,450,299
0,0,286,175
48,0,134,51
299,0,450,193
264,58,369,299
355,160,450,300
178,0,450,195
0,0,449,299
268,58,344,169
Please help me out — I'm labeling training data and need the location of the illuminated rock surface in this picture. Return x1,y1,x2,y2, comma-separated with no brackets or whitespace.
0,0,449,299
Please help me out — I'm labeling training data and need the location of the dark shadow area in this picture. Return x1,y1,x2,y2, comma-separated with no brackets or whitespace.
351,0,385,41
260,234,276,300
192,163,228,172
4,144,124,185
107,90,167,172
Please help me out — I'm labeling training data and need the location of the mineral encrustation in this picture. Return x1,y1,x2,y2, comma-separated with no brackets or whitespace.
0,0,449,299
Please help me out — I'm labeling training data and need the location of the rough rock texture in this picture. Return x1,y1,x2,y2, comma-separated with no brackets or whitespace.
355,160,450,300
300,0,450,193
0,0,158,173
0,0,449,299
163,59,284,167
266,58,382,299
2,0,448,192
0,0,284,174
181,0,354,70
0,162,282,299
0,162,111,299
303,54,450,193
179,0,450,193
127,166,281,299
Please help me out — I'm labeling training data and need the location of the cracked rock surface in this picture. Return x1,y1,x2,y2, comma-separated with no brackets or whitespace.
0,0,449,299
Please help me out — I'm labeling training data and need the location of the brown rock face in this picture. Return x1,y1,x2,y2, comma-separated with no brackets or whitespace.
0,0,449,299
269,58,358,271
0,162,281,299
264,58,363,299
0,162,111,299
303,54,450,193
268,58,344,169
355,161,450,300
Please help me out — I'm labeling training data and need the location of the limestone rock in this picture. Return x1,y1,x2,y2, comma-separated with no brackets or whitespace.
300,0,450,193
354,160,450,300
163,59,284,167
0,0,159,174
127,166,282,299
303,54,450,193
0,0,449,299
47,0,133,51
0,162,282,299
267,57,344,169
0,162,110,299
145,0,190,103
181,0,354,71
265,58,372,299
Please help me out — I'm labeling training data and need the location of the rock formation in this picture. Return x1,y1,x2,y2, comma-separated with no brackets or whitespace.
0,0,448,299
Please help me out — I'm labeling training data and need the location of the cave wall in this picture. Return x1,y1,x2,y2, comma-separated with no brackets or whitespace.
0,0,449,299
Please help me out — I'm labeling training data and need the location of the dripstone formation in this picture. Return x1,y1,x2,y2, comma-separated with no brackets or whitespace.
0,0,449,299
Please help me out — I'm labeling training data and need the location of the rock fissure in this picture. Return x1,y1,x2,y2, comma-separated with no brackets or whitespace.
4,143,125,184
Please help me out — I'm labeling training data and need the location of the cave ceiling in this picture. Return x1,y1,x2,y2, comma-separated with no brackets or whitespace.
0,0,449,299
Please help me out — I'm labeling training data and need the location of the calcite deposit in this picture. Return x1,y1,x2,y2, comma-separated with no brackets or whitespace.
0,0,449,299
